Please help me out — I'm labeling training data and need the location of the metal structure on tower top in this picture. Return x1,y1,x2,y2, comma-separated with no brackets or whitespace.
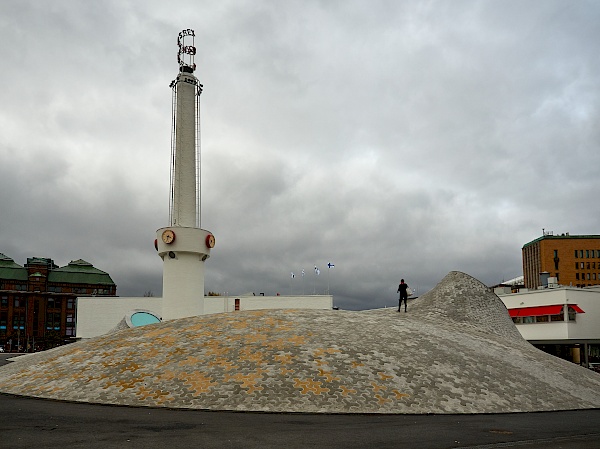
177,29,196,72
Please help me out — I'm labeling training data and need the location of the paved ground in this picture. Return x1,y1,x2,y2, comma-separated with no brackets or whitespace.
0,272,598,414
0,380,599,449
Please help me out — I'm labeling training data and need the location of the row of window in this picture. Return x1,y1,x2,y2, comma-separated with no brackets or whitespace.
575,262,599,269
512,311,577,324
574,249,600,258
0,312,75,334
575,273,600,280
0,296,76,309
1,285,111,295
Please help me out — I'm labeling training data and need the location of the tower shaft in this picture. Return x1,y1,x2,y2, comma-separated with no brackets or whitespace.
171,69,199,227
156,30,214,321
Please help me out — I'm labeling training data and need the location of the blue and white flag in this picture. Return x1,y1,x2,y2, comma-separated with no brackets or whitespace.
327,262,335,269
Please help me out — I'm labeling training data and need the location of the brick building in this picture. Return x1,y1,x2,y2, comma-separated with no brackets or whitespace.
522,234,600,289
0,254,116,352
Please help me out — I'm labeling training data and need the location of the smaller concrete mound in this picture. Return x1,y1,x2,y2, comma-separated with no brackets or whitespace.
410,271,523,341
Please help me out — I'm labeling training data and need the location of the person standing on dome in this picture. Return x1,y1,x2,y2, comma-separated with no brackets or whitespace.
397,278,409,312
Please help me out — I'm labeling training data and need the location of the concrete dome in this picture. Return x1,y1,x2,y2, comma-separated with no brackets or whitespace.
1,271,599,413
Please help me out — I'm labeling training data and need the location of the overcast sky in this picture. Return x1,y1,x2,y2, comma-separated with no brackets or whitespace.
1,1,599,309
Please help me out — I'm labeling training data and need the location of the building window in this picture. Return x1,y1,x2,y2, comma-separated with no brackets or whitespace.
593,273,597,280
575,250,578,258
580,250,584,258
12,313,25,330
576,273,580,280
587,273,591,280
580,262,584,269
575,262,579,269
67,299,75,309
46,313,61,331
0,312,7,333
0,296,7,308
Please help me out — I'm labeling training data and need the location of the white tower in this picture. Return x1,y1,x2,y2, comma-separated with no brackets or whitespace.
156,29,215,320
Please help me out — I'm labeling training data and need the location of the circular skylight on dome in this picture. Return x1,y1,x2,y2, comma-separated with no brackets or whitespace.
126,310,161,328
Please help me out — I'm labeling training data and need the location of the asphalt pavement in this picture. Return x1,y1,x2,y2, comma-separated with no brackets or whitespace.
1,355,599,449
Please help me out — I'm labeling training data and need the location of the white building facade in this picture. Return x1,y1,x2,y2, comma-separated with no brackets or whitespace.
496,286,600,367
76,294,333,339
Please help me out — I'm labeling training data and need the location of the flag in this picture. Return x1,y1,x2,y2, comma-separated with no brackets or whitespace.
291,272,295,278
315,266,321,276
301,269,305,277
327,262,335,269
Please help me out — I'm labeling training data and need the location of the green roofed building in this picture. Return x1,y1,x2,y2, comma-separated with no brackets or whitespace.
0,254,116,352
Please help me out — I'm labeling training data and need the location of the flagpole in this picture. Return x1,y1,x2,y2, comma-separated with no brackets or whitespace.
326,262,334,295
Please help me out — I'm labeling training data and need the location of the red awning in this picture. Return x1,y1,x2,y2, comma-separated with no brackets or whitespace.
508,304,586,317
509,305,564,317
568,304,585,314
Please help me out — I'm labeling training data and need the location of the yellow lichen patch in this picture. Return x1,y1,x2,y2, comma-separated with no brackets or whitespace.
134,385,154,401
264,338,292,350
144,328,173,339
202,340,229,357
370,382,386,393
293,378,330,395
378,372,394,381
274,353,294,364
375,394,391,406
163,369,180,380
317,369,340,383
225,371,265,394
178,356,203,366
351,361,364,368
138,347,161,359
209,357,238,371
116,379,141,392
243,333,268,344
238,348,265,364
339,385,357,396
117,361,142,374
182,372,217,396
279,367,294,376
392,390,410,399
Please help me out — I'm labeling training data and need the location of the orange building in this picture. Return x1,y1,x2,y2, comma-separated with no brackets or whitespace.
522,234,600,289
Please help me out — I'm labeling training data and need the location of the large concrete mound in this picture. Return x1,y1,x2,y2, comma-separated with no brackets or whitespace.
0,271,599,413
